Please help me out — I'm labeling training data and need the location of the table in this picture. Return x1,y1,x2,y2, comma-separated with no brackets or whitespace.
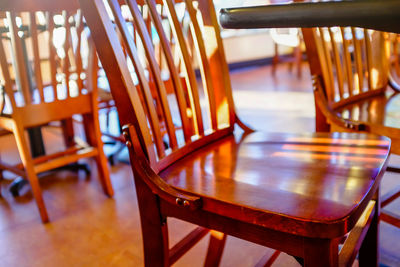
219,0,400,34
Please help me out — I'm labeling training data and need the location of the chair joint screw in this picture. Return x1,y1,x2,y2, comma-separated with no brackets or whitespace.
176,198,184,206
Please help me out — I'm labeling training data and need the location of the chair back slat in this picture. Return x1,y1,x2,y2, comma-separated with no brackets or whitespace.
164,0,204,136
157,4,164,66
62,11,71,97
327,28,344,100
107,0,165,158
0,36,17,109
351,27,364,93
83,0,233,172
388,33,400,86
29,12,45,102
395,35,400,76
184,0,217,131
125,0,178,150
145,0,192,142
7,12,32,105
73,10,84,95
364,29,373,91
198,0,235,127
46,11,58,100
340,27,353,97
317,28,335,102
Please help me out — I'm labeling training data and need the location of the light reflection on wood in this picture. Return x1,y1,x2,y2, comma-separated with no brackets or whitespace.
282,144,388,155
273,151,384,163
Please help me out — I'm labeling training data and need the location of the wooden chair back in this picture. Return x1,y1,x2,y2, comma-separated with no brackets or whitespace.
303,27,390,110
0,1,97,127
82,0,235,174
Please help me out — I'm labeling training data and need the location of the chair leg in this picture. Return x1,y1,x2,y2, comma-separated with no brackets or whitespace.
303,238,338,267
204,231,227,267
61,118,76,148
359,194,380,266
135,176,169,267
294,45,302,78
13,123,49,223
82,113,114,197
272,43,279,77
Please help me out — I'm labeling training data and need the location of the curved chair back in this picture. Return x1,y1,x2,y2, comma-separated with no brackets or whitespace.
304,27,389,109
82,0,235,174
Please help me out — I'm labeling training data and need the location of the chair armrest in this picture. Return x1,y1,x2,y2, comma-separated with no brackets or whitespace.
219,0,400,34
122,124,202,210
312,75,368,132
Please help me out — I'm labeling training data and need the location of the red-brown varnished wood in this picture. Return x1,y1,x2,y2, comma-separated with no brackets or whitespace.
80,0,391,266
160,132,389,238
204,231,227,267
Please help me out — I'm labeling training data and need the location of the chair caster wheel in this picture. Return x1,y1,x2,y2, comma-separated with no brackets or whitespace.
82,164,91,176
108,155,115,166
9,177,28,197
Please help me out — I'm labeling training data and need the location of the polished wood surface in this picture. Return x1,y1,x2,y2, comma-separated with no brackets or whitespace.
235,0,400,232
161,131,389,237
0,4,114,222
300,26,400,230
80,0,390,265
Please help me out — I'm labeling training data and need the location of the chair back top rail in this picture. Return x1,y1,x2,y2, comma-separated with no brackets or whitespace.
219,0,400,34
81,0,235,173
0,0,79,12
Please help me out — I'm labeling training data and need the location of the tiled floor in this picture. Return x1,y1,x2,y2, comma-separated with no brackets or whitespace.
0,63,399,266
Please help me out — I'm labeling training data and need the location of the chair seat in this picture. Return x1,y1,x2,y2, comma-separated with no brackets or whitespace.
160,131,390,238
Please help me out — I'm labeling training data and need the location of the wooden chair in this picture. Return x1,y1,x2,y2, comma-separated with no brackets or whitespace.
81,0,390,265
269,0,303,78
302,27,400,229
0,1,114,223
271,27,303,78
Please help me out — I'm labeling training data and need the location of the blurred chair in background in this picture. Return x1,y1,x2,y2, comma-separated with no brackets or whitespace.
0,2,114,222
271,27,303,78
303,27,400,229
269,0,303,78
